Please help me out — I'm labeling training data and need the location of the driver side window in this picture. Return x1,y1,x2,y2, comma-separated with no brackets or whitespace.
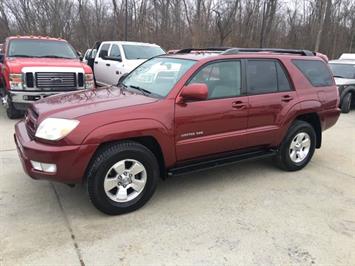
189,61,241,99
109,44,121,59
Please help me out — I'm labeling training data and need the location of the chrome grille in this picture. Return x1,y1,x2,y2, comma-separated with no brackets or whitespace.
35,72,77,89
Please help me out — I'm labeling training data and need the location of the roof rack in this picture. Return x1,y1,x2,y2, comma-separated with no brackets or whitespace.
221,48,315,56
176,47,230,54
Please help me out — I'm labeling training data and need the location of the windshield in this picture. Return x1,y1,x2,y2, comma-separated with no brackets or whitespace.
7,39,78,59
329,63,355,79
122,57,196,97
122,45,165,60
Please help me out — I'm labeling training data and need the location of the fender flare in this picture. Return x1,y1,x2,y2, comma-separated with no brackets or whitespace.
82,118,176,167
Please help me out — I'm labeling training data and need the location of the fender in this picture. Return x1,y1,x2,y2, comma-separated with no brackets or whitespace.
273,100,322,147
82,118,176,167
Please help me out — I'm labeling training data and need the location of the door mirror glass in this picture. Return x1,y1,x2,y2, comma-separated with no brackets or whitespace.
0,53,4,63
179,83,208,102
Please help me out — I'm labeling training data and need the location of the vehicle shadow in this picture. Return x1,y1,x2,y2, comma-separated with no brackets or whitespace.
54,157,280,217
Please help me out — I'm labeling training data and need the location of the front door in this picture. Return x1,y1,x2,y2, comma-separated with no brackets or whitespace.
106,44,125,85
175,60,249,161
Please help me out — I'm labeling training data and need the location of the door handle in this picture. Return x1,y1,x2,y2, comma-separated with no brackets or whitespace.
106,63,110,66
232,101,247,109
281,95,293,102
94,61,98,64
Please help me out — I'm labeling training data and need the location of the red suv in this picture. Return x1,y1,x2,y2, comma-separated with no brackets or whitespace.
14,48,340,215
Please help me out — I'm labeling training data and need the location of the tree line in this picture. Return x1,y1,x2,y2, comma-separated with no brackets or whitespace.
0,0,354,59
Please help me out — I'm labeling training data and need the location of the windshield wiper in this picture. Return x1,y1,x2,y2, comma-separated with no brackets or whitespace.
128,85,151,96
333,75,346,78
9,55,39,58
38,55,74,59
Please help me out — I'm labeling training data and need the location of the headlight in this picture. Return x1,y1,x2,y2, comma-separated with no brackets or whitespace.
84,73,95,89
9,73,23,90
35,118,80,141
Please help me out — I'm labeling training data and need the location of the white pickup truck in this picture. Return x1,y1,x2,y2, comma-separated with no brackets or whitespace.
87,41,165,86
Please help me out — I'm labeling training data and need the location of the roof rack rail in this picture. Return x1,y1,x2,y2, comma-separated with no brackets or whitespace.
221,48,315,56
176,47,231,54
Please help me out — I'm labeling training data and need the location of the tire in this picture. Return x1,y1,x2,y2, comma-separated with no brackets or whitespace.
6,97,23,119
87,141,160,215
341,92,352,113
275,120,316,171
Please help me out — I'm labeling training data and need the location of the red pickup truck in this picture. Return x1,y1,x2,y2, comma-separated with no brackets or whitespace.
14,48,340,215
0,36,94,119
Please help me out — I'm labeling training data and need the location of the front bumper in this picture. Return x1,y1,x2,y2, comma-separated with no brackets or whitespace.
14,120,98,183
10,90,60,103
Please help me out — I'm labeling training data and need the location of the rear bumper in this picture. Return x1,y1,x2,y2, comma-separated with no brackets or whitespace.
319,108,341,131
14,120,98,183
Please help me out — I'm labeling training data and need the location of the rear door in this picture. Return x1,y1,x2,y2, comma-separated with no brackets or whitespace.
245,59,297,148
94,43,111,86
175,60,249,161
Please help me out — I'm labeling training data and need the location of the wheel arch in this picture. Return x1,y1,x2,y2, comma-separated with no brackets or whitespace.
340,86,355,105
83,135,167,184
294,113,322,148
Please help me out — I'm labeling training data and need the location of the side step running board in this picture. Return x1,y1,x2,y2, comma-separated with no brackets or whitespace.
168,150,277,176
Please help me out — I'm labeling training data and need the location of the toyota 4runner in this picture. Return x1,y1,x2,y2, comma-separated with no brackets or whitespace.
14,48,340,215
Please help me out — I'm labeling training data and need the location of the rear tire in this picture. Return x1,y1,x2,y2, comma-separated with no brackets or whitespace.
275,120,316,171
87,141,159,215
341,92,352,113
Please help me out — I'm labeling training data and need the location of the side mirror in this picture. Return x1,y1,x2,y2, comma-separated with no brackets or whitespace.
77,51,83,60
104,55,122,62
0,54,3,64
178,83,208,102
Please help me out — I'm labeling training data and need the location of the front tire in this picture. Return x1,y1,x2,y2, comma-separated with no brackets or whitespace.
341,92,352,113
6,96,23,119
87,141,159,215
275,120,316,171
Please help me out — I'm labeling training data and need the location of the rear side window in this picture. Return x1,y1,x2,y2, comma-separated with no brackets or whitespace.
292,59,333,87
247,60,292,94
99,43,110,58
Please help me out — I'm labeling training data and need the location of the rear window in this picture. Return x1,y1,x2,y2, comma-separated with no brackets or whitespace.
292,59,333,87
122,45,165,60
329,63,355,79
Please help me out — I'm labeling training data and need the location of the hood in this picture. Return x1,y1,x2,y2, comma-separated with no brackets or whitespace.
6,57,90,73
334,77,355,86
32,86,158,120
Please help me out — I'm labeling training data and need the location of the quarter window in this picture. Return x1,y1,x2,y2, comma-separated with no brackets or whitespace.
189,61,242,99
293,59,333,87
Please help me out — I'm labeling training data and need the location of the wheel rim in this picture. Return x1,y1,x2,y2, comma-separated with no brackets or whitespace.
103,159,147,203
289,132,311,163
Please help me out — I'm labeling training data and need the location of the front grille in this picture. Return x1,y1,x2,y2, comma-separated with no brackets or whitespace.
35,72,77,89
25,107,38,139
25,73,34,88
